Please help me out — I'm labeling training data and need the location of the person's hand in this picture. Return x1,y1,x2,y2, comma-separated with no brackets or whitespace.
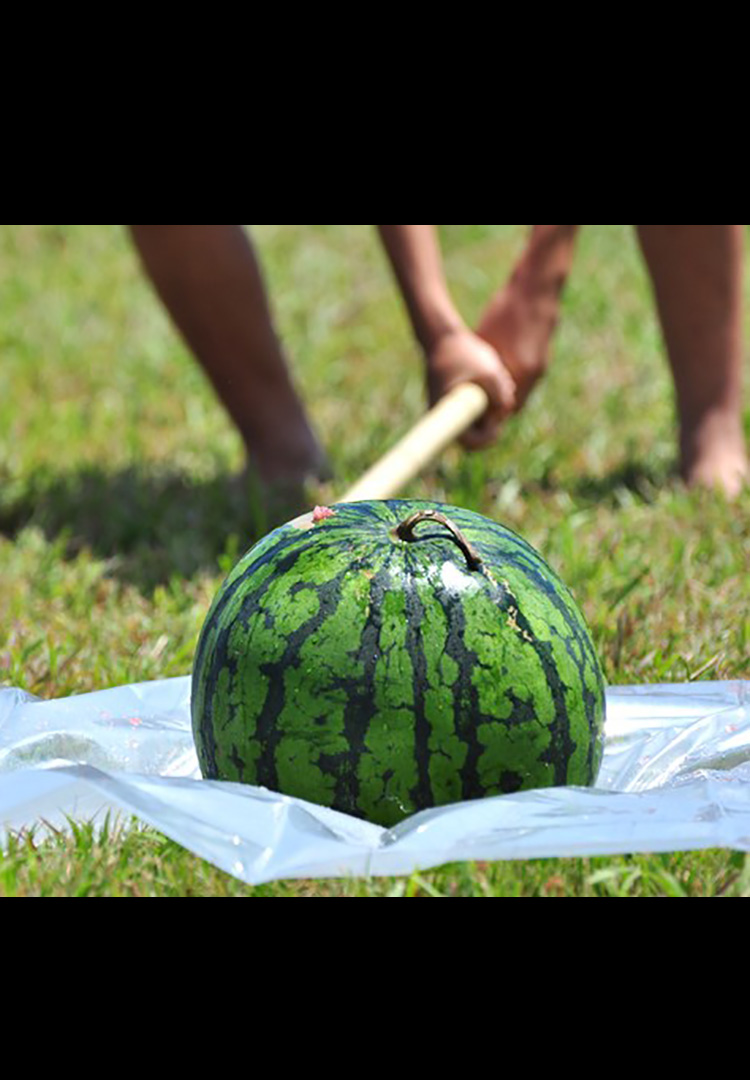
425,328,517,450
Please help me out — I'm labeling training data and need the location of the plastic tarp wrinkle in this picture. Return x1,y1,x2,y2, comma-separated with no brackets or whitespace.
1,678,749,884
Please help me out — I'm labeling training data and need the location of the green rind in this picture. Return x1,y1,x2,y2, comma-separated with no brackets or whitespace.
192,500,607,828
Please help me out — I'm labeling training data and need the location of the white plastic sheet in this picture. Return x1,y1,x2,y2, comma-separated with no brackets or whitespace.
1,678,749,884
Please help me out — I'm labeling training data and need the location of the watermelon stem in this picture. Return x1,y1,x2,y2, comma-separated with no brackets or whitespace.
395,511,484,572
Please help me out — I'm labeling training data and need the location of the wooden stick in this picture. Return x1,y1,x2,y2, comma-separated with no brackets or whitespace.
339,383,489,503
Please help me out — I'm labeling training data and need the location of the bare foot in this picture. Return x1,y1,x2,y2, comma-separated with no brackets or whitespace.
250,430,331,490
231,417,332,532
681,413,749,499
235,368,331,488
232,459,331,534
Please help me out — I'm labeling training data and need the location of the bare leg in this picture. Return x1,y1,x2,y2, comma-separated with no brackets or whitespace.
129,225,327,487
477,225,580,410
637,224,747,497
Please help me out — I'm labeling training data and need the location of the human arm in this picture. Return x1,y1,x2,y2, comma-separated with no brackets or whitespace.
376,225,516,449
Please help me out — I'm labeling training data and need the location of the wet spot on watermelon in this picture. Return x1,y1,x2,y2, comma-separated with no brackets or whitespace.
290,511,316,531
289,505,336,531
440,561,482,595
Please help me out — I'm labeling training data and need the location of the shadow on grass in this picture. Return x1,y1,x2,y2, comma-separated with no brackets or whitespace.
1,456,679,593
0,465,309,592
451,432,679,512
567,457,679,506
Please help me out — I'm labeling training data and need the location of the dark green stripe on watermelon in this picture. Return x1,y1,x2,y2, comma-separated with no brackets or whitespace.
192,500,606,828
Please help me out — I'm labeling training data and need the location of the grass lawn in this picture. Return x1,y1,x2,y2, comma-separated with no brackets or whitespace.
1,223,749,897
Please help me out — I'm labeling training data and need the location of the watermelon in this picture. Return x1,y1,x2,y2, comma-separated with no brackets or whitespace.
192,500,606,828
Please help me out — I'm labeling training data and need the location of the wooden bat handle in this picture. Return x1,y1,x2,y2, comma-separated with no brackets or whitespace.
339,382,490,503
